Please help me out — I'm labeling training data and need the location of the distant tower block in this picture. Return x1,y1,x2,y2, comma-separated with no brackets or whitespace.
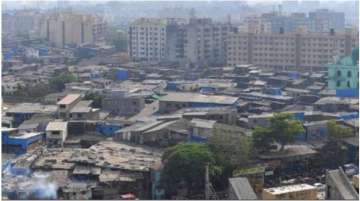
190,8,196,19
227,14,232,24
278,4,282,15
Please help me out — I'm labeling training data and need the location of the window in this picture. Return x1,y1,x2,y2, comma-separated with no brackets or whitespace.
337,70,341,77
347,81,351,88
347,71,352,78
337,81,341,87
51,131,61,136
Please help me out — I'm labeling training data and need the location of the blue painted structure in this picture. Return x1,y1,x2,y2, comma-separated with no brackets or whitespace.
338,112,359,121
336,88,359,98
2,130,45,155
294,133,306,141
96,123,122,137
264,88,282,96
90,72,101,80
189,133,207,143
289,72,300,80
10,113,35,127
3,51,14,61
76,47,97,59
293,112,305,121
293,112,306,141
116,68,129,81
151,170,165,199
166,82,180,91
38,47,49,56
199,86,216,94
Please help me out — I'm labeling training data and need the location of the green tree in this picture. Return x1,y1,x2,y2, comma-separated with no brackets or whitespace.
327,120,353,139
49,72,77,91
84,92,103,108
251,113,305,152
161,143,220,198
208,126,252,167
252,126,273,153
316,120,354,168
270,113,305,151
208,127,253,190
11,83,54,101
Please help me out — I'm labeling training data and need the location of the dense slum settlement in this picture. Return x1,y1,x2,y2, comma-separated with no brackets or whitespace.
1,6,360,200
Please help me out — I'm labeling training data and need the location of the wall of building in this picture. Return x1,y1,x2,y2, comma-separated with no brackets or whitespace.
102,92,146,117
129,18,167,62
262,188,317,200
227,31,358,71
39,12,105,48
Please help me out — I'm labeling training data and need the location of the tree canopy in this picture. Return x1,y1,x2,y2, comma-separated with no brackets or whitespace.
207,127,253,190
252,126,274,153
252,113,305,152
84,92,103,108
160,143,220,197
327,120,353,139
49,72,77,92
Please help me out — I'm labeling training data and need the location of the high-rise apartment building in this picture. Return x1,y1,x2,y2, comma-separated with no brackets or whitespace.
183,18,234,66
129,17,234,66
309,9,345,33
240,9,345,35
227,29,358,71
165,18,187,64
128,18,168,62
39,11,106,48
2,10,43,36
238,16,268,34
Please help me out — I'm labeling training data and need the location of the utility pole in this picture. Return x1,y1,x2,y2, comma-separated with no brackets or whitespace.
205,164,209,199
205,163,218,200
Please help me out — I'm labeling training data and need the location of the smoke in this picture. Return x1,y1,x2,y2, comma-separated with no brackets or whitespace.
2,166,58,200
30,172,58,199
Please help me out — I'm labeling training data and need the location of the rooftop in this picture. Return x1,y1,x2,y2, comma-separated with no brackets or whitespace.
247,92,293,101
46,121,68,131
229,177,257,200
327,168,359,200
159,92,238,105
6,103,57,114
7,131,44,139
57,94,81,105
263,184,316,195
69,100,93,113
315,97,358,105
258,144,317,160
190,118,217,129
233,166,265,176
67,140,162,172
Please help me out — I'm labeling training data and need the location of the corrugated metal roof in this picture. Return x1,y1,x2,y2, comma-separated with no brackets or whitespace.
229,177,257,200
159,92,238,105
57,94,81,105
46,121,68,131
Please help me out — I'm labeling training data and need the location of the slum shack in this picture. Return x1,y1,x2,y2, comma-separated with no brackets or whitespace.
31,140,162,199
258,144,317,179
233,165,265,193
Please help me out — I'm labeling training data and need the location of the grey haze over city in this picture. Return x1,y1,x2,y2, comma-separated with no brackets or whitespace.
1,0,359,200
